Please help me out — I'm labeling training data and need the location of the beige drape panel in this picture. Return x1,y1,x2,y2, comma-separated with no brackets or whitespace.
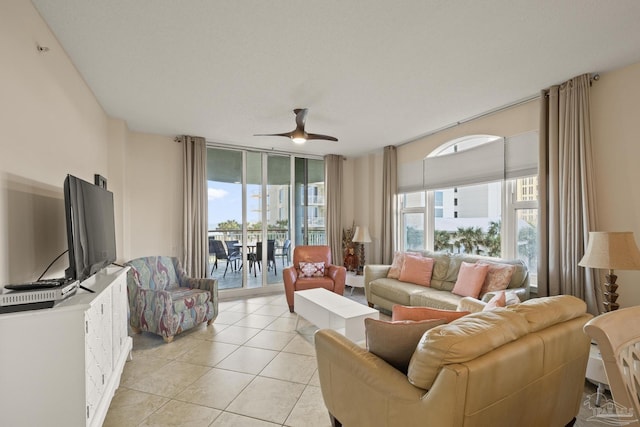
538,74,600,314
325,154,343,263
381,146,397,264
181,135,208,278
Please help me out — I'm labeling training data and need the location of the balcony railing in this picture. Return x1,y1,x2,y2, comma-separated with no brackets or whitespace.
208,229,326,246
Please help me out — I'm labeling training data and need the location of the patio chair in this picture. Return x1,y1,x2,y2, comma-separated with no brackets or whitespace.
275,239,291,267
211,239,240,277
250,240,277,277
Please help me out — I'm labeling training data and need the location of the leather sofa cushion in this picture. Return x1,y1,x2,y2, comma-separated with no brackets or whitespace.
409,288,463,310
369,278,428,306
407,309,530,390
508,294,587,332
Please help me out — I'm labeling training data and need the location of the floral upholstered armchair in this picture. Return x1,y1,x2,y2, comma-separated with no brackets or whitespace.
126,256,218,343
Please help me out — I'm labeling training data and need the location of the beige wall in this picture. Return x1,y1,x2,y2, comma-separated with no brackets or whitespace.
0,0,116,283
591,63,640,308
124,132,183,260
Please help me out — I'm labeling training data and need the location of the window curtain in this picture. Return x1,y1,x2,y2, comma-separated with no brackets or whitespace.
381,145,397,264
538,74,600,314
324,154,343,263
181,135,208,278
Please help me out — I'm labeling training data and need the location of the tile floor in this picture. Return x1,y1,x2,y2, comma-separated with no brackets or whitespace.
104,292,331,427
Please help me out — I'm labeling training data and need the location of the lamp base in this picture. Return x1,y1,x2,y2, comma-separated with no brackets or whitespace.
602,273,619,312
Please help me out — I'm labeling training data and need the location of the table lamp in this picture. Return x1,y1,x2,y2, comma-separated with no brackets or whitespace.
579,231,640,312
353,226,372,275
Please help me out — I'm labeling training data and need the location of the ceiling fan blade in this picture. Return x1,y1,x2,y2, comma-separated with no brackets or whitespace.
306,133,338,142
254,132,294,138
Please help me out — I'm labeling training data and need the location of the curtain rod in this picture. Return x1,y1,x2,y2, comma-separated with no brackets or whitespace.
398,94,540,147
398,72,600,147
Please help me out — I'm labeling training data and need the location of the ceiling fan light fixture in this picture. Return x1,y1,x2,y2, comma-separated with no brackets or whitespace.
291,136,306,144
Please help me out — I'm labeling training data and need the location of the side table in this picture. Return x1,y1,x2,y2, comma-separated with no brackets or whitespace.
345,271,365,296
585,342,609,406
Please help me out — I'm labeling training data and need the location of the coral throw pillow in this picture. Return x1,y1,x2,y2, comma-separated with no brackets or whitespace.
398,254,434,287
477,261,516,296
452,262,490,298
299,262,325,277
365,318,446,373
392,305,470,323
483,291,507,311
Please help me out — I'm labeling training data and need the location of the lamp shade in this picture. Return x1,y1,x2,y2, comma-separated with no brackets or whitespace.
579,231,640,270
353,226,372,243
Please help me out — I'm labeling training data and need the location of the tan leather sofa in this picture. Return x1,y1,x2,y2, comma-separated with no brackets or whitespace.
365,250,530,311
315,295,591,427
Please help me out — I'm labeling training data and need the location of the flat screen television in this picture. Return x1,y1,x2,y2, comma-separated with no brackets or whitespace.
63,174,117,282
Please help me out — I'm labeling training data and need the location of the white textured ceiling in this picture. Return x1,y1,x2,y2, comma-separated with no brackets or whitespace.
31,0,640,158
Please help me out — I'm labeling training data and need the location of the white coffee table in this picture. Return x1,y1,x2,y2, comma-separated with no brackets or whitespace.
294,288,379,342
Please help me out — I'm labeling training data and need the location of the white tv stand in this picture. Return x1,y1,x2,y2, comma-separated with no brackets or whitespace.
0,266,132,427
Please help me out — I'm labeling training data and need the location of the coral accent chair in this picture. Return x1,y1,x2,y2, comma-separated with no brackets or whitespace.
126,256,218,343
283,245,346,312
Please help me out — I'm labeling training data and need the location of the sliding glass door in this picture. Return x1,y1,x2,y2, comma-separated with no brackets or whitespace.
294,158,326,246
207,147,307,292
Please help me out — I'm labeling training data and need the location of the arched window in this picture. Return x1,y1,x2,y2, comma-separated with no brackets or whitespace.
398,132,538,286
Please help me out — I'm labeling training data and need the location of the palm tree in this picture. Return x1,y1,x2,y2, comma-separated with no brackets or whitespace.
484,220,502,257
434,230,453,252
454,226,484,254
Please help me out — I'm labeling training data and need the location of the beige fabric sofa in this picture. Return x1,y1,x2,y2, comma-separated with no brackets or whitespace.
315,295,592,427
364,251,530,311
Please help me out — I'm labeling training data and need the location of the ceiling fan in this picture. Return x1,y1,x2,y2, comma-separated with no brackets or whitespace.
255,108,338,144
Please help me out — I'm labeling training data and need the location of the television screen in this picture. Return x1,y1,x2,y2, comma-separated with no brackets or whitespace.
64,174,116,282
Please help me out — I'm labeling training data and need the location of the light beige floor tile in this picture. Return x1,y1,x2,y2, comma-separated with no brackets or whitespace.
252,304,289,317
308,369,320,387
244,329,296,351
264,316,299,333
260,352,317,384
139,400,221,426
103,388,169,427
175,367,255,409
215,346,279,375
210,412,280,426
225,302,265,314
149,336,205,360
128,360,211,398
215,311,248,325
282,334,316,356
185,322,230,340
176,340,239,367
226,376,305,424
209,325,262,345
246,295,281,305
121,354,173,388
234,313,278,329
285,385,332,427
218,300,243,311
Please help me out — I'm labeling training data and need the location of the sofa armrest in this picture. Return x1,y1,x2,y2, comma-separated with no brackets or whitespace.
364,265,391,304
181,277,217,294
315,329,425,402
457,297,486,313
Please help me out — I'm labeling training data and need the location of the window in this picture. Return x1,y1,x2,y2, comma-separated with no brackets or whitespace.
397,133,539,279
